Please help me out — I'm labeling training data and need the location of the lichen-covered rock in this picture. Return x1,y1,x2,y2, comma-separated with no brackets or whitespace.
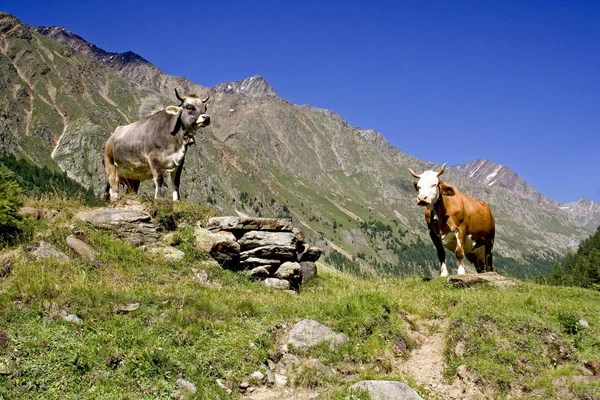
240,257,281,270
207,217,294,232
348,380,423,400
247,266,271,279
287,319,348,350
299,246,323,262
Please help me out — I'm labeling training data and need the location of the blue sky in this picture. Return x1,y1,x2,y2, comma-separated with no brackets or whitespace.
2,0,599,203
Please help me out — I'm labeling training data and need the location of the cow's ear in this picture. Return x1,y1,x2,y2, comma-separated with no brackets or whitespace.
413,181,418,191
165,105,181,115
440,183,455,196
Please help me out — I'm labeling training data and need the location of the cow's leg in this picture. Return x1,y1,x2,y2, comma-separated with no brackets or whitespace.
429,230,448,277
484,239,494,272
169,160,185,201
455,229,467,275
466,253,484,273
103,151,119,201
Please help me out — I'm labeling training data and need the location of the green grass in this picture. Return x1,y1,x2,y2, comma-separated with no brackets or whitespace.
1,197,600,399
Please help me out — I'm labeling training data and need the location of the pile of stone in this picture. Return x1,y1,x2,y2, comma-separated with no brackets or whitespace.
195,217,322,290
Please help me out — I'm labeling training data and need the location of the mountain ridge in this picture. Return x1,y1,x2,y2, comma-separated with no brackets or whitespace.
2,10,598,277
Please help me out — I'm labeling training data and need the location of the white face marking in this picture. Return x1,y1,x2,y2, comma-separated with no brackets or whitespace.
416,170,440,207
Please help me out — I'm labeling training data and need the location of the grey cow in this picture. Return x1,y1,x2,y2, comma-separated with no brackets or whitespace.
103,89,210,201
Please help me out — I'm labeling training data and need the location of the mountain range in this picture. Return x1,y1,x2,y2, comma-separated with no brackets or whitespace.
1,10,599,277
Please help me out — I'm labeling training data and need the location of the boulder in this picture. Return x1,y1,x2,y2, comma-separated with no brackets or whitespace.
59,310,83,325
74,208,160,245
240,245,297,260
32,241,70,263
207,217,294,232
287,319,348,350
194,227,240,268
300,261,318,283
264,278,291,290
275,261,301,281
66,235,99,261
448,272,515,289
348,380,423,400
238,231,296,250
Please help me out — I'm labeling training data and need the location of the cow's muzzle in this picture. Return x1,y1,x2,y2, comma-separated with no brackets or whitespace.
417,200,429,206
196,114,210,127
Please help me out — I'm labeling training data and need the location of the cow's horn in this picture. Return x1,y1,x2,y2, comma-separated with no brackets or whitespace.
201,91,210,103
408,168,421,179
175,88,185,103
437,163,447,177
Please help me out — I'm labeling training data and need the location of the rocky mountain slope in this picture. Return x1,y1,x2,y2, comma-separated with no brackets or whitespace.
2,10,599,277
452,160,600,229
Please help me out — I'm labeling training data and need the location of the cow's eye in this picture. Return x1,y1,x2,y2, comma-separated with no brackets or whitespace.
186,105,195,111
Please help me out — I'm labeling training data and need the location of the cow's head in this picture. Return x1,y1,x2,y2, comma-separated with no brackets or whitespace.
408,163,447,207
166,89,211,134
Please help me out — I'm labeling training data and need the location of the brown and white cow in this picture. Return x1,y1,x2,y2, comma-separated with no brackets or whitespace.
409,163,495,277
103,89,210,201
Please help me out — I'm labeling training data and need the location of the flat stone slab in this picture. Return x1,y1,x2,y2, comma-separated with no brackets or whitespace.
448,272,516,289
238,231,296,250
287,319,348,350
207,217,294,232
349,380,424,400
240,245,297,260
32,241,70,263
74,208,160,245
66,235,99,261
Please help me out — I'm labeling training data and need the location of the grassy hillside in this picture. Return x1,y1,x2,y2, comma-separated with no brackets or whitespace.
1,196,600,399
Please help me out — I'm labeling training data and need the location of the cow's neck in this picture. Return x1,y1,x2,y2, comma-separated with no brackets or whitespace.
430,190,446,227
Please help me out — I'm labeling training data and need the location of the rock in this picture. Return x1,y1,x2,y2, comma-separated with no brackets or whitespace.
198,259,221,269
240,257,281,270
161,232,181,246
216,378,232,394
59,310,83,325
299,246,323,262
176,378,196,394
454,340,466,357
247,266,271,279
275,261,301,281
250,371,265,382
239,381,250,392
0,249,20,278
207,217,294,232
33,241,70,262
579,319,590,329
238,231,296,250
293,227,305,243
74,208,160,245
274,374,287,387
147,246,185,262
448,272,516,289
266,369,275,385
585,360,600,375
348,380,423,400
288,319,349,350
117,303,140,313
17,206,40,219
191,268,212,286
240,245,297,260
66,235,99,261
264,278,291,290
194,227,240,268
300,261,318,282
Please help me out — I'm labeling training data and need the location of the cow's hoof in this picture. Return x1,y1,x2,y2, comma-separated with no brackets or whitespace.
440,271,449,277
